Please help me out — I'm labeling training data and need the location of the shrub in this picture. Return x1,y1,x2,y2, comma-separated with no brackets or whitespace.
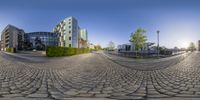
47,46,64,57
64,47,76,56
6,48,16,53
46,46,91,57
84,48,90,53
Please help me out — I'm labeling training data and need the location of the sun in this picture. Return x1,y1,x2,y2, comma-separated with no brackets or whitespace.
180,40,190,49
181,42,189,48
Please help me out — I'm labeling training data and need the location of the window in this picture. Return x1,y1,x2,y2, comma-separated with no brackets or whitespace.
69,37,71,40
68,22,71,24
69,31,71,33
69,44,71,47
69,26,71,28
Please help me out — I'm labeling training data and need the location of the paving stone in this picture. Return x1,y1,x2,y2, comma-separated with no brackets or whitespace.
64,91,79,96
94,93,110,97
0,51,199,100
76,93,94,97
2,94,23,97
27,93,48,98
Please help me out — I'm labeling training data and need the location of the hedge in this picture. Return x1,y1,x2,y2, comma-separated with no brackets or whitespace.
6,48,16,53
46,46,91,57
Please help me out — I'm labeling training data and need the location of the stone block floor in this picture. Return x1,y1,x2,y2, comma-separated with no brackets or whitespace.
0,51,200,100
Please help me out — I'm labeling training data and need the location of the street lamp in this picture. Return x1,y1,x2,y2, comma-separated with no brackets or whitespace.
157,30,160,57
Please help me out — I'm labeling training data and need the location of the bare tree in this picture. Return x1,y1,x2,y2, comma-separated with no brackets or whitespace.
108,41,115,51
188,42,196,52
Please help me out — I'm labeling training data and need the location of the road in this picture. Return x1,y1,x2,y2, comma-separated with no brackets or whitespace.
0,51,200,100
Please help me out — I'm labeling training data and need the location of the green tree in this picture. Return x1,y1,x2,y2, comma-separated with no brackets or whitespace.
188,42,196,52
130,28,147,56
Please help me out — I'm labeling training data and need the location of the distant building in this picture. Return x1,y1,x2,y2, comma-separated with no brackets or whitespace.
1,25,25,51
118,43,135,52
118,42,155,53
89,43,95,49
79,29,88,48
198,40,200,51
24,32,58,50
53,16,80,48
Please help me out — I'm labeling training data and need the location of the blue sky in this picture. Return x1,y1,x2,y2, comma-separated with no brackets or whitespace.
0,0,200,48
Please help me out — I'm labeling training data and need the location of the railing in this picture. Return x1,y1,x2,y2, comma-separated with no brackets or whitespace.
107,50,186,58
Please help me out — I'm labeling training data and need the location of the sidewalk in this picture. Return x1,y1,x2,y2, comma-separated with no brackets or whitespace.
1,51,49,63
100,51,192,71
103,51,190,63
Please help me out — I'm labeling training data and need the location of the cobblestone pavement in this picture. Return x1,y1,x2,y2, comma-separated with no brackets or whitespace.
0,51,200,100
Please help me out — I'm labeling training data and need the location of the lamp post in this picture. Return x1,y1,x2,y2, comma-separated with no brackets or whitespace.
157,30,160,57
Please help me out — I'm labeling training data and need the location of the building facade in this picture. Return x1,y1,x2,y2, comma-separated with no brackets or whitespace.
1,25,25,51
53,16,80,48
118,43,135,52
53,16,88,48
79,29,88,41
1,17,88,51
89,43,95,49
79,29,88,48
25,32,58,50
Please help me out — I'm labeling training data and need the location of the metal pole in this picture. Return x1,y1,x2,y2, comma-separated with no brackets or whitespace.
157,30,160,57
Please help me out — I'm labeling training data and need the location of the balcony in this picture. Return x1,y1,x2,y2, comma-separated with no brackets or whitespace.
5,32,9,36
5,38,9,41
5,35,9,39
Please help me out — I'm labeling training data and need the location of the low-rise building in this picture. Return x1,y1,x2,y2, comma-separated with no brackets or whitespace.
1,25,25,51
118,42,155,53
89,43,95,49
117,43,134,52
24,32,58,50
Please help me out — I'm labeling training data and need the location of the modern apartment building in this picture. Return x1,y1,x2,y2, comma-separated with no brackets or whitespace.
25,32,58,50
79,29,88,48
53,16,88,48
53,16,80,48
1,25,25,51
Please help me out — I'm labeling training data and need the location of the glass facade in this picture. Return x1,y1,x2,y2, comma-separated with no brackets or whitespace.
25,32,58,50
79,29,88,41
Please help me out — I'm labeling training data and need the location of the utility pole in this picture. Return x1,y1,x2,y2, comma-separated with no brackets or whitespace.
157,30,160,57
